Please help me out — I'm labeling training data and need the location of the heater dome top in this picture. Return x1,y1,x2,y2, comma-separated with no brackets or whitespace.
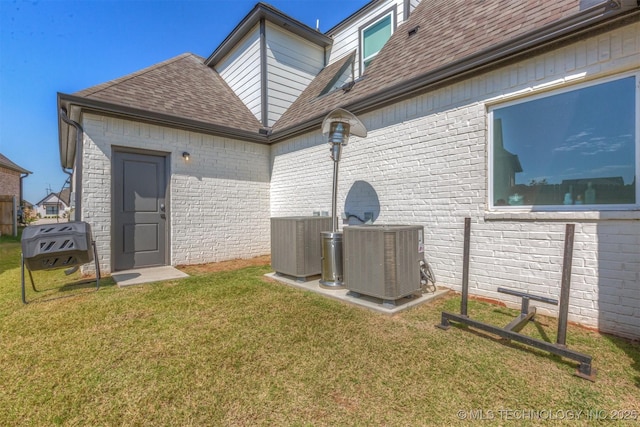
321,108,367,139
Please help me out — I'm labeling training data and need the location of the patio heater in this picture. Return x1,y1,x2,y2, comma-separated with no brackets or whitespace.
319,108,367,288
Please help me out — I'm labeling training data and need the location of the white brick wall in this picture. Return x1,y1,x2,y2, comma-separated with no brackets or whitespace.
271,22,640,339
80,114,271,275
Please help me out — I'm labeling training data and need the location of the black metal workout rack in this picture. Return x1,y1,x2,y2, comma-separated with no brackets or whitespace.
438,218,595,381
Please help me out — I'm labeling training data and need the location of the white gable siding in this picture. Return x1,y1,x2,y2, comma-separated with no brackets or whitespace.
265,22,325,127
408,0,420,14
216,25,263,123
270,21,640,339
326,0,410,76
80,113,271,275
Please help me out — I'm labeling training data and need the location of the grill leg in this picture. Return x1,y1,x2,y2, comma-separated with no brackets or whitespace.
21,254,27,305
93,241,101,290
28,269,37,292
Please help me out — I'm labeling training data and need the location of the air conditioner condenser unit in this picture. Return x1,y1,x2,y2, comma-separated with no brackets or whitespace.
271,216,332,281
344,225,424,305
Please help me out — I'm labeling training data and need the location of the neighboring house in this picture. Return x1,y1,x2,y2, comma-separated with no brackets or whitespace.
0,152,31,204
57,0,639,339
0,153,31,234
35,188,71,218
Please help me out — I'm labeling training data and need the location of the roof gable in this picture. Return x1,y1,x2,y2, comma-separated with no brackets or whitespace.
205,2,332,67
36,192,66,206
57,0,639,161
71,53,262,134
271,0,638,137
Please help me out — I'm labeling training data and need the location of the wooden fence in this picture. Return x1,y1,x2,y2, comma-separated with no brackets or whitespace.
0,195,17,236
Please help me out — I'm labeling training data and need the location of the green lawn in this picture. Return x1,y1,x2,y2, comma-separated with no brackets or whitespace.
1,233,638,426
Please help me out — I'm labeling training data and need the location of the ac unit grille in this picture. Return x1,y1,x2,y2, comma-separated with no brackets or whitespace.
345,225,423,301
271,217,332,279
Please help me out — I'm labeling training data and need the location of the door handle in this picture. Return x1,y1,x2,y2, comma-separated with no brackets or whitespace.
160,203,165,212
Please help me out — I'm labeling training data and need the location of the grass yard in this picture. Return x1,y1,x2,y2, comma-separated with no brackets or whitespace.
1,233,638,426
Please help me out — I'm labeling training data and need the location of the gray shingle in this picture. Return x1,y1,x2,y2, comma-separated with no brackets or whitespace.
272,0,586,134
0,153,31,174
64,1,634,141
74,53,262,134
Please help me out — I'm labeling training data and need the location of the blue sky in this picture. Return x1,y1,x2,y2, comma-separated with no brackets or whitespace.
0,0,369,203
496,76,635,186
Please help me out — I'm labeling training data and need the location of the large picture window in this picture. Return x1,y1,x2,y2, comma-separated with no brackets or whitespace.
490,74,638,209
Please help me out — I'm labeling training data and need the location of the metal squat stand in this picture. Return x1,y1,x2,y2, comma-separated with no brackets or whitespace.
437,218,595,381
21,241,101,305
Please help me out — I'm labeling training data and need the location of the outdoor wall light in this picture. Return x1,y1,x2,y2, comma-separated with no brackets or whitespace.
182,151,190,161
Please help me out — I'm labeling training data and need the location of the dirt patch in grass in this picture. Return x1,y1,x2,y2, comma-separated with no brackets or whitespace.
177,255,271,275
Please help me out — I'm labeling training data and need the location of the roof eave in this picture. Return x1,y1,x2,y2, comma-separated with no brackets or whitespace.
205,2,332,67
57,93,270,170
325,0,380,36
270,1,640,142
0,164,31,174
0,155,32,174
58,93,76,170
347,1,640,112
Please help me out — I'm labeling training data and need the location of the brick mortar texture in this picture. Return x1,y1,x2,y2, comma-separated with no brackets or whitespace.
270,22,640,339
0,168,21,200
80,114,271,275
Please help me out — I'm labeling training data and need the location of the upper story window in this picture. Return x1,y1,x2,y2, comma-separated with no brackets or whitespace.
360,10,395,74
489,73,638,210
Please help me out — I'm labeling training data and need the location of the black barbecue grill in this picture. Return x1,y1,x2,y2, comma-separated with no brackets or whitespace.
21,221,100,303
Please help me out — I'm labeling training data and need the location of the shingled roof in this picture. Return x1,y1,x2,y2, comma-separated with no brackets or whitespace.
271,0,639,137
70,53,262,134
0,153,31,174
59,0,638,158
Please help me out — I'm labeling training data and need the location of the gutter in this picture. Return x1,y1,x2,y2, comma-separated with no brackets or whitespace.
270,0,640,143
56,1,639,149
345,0,640,114
58,93,270,145
59,107,83,222
19,172,28,217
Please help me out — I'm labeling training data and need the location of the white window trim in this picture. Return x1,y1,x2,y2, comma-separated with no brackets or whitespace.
487,71,640,215
359,8,396,76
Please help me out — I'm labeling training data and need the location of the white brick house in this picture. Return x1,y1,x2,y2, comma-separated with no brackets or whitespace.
35,188,71,218
58,0,639,339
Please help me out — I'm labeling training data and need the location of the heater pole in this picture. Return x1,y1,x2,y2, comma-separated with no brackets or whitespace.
330,143,342,233
320,109,366,289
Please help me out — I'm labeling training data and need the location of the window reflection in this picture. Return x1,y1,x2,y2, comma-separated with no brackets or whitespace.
492,76,637,208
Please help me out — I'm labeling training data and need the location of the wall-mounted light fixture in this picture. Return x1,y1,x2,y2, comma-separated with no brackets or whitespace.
182,152,190,161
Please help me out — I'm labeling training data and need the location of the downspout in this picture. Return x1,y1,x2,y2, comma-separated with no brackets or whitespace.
59,107,83,222
19,172,28,208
